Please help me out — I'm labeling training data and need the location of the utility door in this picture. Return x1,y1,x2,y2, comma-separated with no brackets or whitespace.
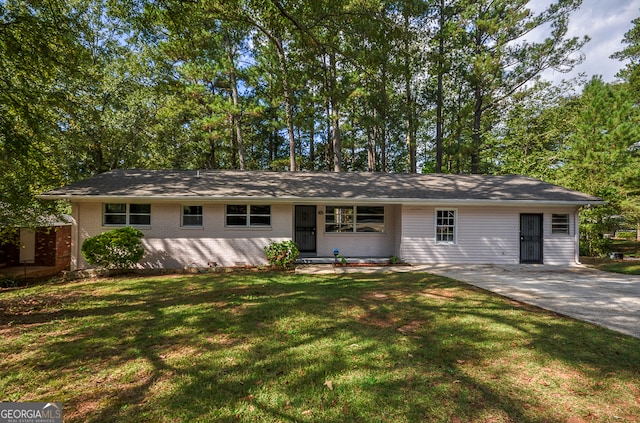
520,214,543,264
295,206,317,254
19,228,36,264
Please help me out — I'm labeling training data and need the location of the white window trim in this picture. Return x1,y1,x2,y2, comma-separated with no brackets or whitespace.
225,204,272,228
551,213,571,235
181,205,204,228
435,208,457,245
103,203,151,227
324,205,386,234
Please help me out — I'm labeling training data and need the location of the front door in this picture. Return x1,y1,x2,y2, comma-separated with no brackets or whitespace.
520,214,543,264
295,206,317,254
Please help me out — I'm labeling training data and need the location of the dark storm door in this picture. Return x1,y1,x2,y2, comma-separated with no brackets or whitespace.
295,206,317,253
520,214,543,264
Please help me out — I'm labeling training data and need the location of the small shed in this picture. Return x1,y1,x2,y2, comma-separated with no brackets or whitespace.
0,217,72,274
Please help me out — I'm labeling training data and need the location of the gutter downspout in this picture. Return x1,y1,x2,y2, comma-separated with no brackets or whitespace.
574,208,581,265
72,203,80,271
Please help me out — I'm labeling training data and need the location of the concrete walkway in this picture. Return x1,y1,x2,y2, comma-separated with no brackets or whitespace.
296,264,640,339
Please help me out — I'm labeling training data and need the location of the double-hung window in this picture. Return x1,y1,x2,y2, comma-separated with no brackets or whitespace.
325,206,385,233
435,209,456,243
182,206,203,227
103,203,151,226
226,205,271,227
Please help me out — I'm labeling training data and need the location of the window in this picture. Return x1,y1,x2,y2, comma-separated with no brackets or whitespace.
552,214,570,234
435,209,456,243
325,206,354,233
356,206,385,232
182,205,203,227
129,204,151,225
325,206,385,233
104,203,127,225
226,205,271,227
104,203,151,226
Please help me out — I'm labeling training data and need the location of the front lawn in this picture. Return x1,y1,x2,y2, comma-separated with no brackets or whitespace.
582,240,640,274
1,272,639,422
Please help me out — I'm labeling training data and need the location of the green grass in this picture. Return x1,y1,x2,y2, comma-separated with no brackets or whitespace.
582,240,640,274
582,258,640,275
1,272,639,422
611,239,640,257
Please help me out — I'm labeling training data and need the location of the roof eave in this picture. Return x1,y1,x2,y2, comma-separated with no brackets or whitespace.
37,194,606,207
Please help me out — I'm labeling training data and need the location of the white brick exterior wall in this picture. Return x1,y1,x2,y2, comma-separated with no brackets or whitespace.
72,202,292,269
69,201,581,269
314,204,398,258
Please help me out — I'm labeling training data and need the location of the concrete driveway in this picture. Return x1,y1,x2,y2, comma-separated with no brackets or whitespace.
415,264,640,339
297,263,640,338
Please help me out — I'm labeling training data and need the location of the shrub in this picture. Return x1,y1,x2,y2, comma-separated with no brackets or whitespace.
616,231,637,240
264,240,299,268
81,227,145,269
580,230,612,257
580,206,615,257
0,276,23,288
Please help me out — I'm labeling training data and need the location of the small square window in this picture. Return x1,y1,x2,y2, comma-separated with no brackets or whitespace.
552,214,570,234
182,206,203,227
104,203,127,225
325,206,355,233
356,206,384,232
129,204,151,225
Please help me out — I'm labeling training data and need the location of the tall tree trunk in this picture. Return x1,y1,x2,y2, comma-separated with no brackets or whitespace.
208,130,217,169
325,93,332,171
471,84,482,174
269,128,275,164
367,120,375,172
454,89,465,174
91,141,104,174
309,109,315,170
230,118,237,168
229,75,245,170
224,31,245,170
435,0,445,173
373,108,379,171
380,68,388,173
329,52,341,172
274,35,296,171
403,10,417,173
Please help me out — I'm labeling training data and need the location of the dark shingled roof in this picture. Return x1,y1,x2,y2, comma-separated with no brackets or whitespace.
39,169,604,205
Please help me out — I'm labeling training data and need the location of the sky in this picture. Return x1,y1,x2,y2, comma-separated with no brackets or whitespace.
531,0,640,85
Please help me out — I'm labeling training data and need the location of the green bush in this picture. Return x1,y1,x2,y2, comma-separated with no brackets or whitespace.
579,206,615,257
616,231,637,240
580,231,612,257
81,227,145,269
264,240,299,268
0,276,24,288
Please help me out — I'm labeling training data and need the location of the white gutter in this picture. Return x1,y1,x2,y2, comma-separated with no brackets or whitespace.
37,194,606,207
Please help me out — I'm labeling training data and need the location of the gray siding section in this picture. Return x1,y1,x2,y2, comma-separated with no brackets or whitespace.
399,205,579,265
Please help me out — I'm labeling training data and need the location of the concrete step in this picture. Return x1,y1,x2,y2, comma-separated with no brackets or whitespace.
296,257,392,265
